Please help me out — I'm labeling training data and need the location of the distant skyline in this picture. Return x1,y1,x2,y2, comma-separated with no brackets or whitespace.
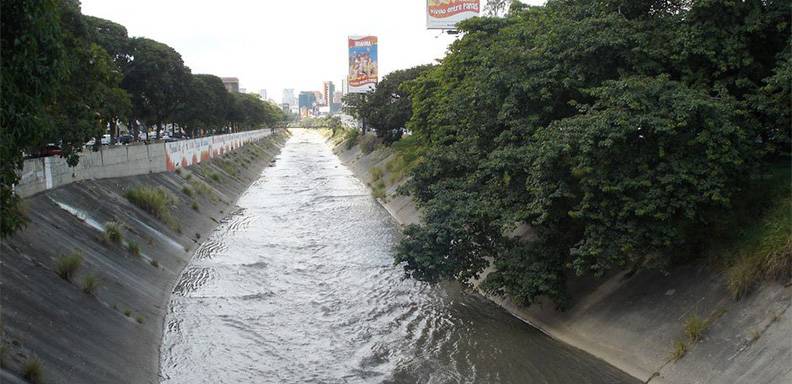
80,0,543,99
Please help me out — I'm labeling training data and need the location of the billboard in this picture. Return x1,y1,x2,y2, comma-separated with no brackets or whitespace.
427,0,480,30
348,36,378,93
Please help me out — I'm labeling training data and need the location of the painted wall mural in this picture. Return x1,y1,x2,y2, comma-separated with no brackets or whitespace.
164,130,270,172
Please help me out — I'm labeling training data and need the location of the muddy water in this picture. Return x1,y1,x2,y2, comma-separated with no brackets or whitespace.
159,129,638,384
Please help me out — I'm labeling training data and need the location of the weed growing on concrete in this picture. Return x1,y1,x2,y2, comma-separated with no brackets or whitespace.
184,246,191,253
22,358,43,383
127,241,140,257
104,221,123,244
190,179,217,202
124,309,132,317
55,252,82,281
684,315,707,343
126,186,175,218
209,172,221,182
150,259,159,268
722,166,792,298
359,135,378,155
671,340,687,361
82,274,99,295
125,186,179,230
136,316,145,324
191,201,199,211
185,173,192,181
372,180,386,200
182,186,193,197
344,129,360,149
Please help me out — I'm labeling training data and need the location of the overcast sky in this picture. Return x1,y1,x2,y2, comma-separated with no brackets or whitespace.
80,0,543,101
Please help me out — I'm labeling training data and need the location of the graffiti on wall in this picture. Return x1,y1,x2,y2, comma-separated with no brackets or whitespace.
164,130,269,172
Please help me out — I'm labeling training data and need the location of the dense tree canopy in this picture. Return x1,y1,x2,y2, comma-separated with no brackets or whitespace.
343,65,433,143
1,1,284,237
394,0,790,306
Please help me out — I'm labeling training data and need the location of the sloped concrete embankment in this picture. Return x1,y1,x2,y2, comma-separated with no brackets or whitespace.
330,133,792,384
0,131,290,384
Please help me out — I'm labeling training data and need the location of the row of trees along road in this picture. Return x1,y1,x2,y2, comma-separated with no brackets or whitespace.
348,0,790,308
1,0,285,236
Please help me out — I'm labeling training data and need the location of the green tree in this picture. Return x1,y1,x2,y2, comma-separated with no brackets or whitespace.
122,37,191,139
177,74,229,137
1,0,132,236
394,0,789,306
0,0,68,236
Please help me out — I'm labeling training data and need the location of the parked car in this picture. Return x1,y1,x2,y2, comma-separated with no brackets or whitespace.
26,144,62,158
100,134,111,145
117,134,134,144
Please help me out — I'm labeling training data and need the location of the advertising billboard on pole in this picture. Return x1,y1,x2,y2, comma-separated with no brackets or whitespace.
348,36,378,94
426,0,480,30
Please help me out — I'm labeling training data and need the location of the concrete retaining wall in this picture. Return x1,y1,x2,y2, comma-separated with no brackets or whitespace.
16,129,272,198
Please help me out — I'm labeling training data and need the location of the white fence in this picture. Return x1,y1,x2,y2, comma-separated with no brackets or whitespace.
16,129,273,198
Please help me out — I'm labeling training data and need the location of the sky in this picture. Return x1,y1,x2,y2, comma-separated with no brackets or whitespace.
80,0,543,102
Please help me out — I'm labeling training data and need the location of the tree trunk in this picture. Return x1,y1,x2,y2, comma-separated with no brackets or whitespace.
110,120,118,145
156,121,162,140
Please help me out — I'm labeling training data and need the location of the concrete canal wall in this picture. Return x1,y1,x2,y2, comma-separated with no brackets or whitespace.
330,131,792,384
0,131,290,384
16,130,272,198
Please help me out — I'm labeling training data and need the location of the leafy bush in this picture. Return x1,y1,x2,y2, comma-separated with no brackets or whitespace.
56,252,82,281
393,1,789,305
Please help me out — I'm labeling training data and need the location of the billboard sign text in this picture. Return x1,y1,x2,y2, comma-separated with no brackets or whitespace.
427,0,480,29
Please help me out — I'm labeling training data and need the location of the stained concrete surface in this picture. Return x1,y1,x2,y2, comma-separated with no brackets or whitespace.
0,131,289,384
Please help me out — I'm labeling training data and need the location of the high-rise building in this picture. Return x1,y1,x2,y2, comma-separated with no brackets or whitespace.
259,89,268,100
221,77,240,93
312,91,323,106
282,89,296,107
298,91,316,110
322,81,335,107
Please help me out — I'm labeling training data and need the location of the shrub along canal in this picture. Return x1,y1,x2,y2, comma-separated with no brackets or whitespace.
159,129,638,384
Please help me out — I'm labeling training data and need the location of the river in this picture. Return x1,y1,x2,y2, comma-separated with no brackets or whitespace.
159,129,638,384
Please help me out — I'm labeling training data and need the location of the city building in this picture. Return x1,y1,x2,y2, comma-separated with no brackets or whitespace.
312,91,324,106
221,77,239,93
282,89,296,107
298,91,316,110
260,89,268,100
322,81,335,107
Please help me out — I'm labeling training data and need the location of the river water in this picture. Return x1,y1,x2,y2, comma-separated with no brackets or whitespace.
159,129,638,384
